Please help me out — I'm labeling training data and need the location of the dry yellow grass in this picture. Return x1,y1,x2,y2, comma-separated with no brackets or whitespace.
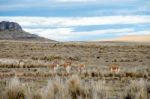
0,75,149,99
0,41,150,99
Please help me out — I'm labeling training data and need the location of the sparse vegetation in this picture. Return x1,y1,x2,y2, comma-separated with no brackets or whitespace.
0,41,150,99
0,75,149,99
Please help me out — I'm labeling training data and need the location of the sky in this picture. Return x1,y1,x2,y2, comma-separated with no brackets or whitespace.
0,0,150,41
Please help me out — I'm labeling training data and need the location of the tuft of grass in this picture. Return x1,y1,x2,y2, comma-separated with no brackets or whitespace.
42,77,70,99
1,74,149,99
67,75,83,99
3,77,26,99
31,92,43,99
91,80,107,99
124,79,148,99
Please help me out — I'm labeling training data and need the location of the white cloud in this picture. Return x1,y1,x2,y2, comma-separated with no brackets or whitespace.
0,16,149,27
24,27,134,41
24,28,74,41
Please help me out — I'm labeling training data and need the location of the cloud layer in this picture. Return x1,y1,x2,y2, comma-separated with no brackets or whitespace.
0,16,149,41
1,16,150,27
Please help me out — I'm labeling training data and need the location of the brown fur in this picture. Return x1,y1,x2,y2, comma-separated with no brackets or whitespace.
109,64,120,73
78,64,85,73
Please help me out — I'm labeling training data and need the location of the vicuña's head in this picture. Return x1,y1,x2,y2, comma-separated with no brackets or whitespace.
78,63,85,73
79,64,85,68
61,60,72,74
63,60,72,67
49,61,60,74
109,64,120,73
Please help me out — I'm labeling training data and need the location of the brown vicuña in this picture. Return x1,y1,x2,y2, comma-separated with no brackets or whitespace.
109,64,120,73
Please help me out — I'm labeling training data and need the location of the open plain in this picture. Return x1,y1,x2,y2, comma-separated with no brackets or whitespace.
0,40,150,99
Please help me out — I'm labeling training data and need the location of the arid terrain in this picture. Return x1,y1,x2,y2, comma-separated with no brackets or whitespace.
0,40,150,99
0,0,150,97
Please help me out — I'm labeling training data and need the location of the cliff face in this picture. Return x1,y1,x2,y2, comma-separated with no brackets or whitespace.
0,21,55,42
0,21,22,31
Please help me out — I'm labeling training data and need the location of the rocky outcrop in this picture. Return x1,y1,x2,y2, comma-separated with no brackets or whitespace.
0,21,56,42
0,21,22,31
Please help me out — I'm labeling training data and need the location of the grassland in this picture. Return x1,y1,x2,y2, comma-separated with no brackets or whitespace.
0,40,150,99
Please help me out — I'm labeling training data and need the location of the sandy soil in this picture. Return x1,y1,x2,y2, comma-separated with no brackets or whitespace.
102,35,150,42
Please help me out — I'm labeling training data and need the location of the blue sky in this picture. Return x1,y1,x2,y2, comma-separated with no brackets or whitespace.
0,0,150,41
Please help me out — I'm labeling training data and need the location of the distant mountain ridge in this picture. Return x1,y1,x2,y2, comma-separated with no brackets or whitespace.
0,21,55,42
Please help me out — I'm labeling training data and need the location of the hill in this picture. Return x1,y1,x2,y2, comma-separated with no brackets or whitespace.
0,21,55,42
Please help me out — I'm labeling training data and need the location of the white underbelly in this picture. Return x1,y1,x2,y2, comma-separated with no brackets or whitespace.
66,66,71,73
